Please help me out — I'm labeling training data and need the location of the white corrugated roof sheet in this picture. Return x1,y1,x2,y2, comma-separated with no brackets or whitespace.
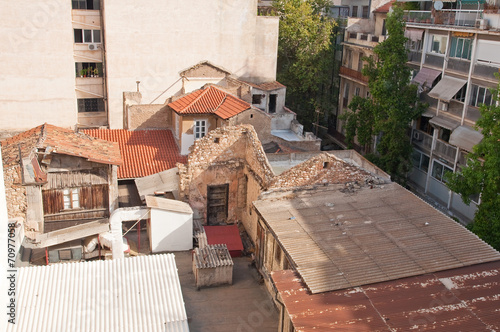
7,254,189,332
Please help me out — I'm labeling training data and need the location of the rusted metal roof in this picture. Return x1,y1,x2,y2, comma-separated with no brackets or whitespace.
272,260,500,331
168,85,250,120
83,129,186,179
254,183,500,294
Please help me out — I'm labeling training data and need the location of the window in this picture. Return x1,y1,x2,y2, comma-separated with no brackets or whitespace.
357,54,364,71
381,19,387,36
470,85,493,107
72,0,100,10
407,39,423,51
439,128,451,142
75,62,103,77
252,94,263,105
351,6,358,17
429,34,448,55
194,120,206,139
78,98,105,113
411,150,430,173
74,29,101,43
63,188,80,209
449,37,472,60
343,82,350,108
269,94,277,113
354,87,360,96
431,160,453,183
453,84,467,102
362,6,369,18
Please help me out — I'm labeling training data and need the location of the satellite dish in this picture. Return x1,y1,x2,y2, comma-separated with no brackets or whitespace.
434,1,443,10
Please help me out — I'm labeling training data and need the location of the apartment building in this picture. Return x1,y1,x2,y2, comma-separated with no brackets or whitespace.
0,0,278,133
404,0,500,222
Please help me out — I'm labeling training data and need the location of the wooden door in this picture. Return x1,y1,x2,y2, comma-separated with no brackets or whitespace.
207,184,229,225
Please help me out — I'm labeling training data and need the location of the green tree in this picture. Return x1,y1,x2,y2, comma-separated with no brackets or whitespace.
446,78,500,251
273,0,336,131
341,5,424,183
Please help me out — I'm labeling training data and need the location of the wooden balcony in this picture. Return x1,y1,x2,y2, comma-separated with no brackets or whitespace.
340,66,369,84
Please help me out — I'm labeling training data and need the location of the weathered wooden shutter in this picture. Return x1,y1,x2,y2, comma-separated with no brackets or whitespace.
42,189,64,215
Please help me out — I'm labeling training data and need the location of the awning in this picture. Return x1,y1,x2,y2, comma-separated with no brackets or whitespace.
429,115,461,130
412,67,441,89
405,28,424,42
422,109,436,118
449,126,483,152
428,76,467,102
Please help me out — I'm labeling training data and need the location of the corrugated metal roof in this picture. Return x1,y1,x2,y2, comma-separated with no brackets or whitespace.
449,125,483,152
168,85,250,120
193,244,234,269
412,67,441,88
429,114,461,131
83,129,186,179
272,260,500,331
428,76,467,102
8,254,189,332
145,196,193,214
254,183,500,294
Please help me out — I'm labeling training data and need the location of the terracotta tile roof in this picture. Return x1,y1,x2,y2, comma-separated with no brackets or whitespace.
1,123,122,168
272,260,500,331
241,80,286,91
168,85,251,120
83,129,186,179
373,0,395,13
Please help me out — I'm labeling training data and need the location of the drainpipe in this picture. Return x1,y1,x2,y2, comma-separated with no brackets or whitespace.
109,207,149,259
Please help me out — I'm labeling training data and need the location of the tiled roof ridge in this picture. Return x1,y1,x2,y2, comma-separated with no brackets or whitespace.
184,85,214,113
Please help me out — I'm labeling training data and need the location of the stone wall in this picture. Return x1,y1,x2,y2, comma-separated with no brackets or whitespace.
127,104,170,130
3,165,28,227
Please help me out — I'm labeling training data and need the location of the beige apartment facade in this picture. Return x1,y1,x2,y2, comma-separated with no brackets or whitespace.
0,0,278,134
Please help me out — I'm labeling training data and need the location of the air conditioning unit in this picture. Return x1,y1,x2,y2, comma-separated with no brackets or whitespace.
476,19,488,30
87,43,99,51
440,102,448,111
413,131,422,141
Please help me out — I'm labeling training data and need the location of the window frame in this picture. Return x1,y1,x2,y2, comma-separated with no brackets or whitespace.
72,0,100,10
428,34,448,55
449,37,472,60
74,29,101,44
411,150,430,173
63,188,80,210
430,160,453,183
362,6,369,18
469,84,493,107
351,5,358,17
194,120,207,139
77,98,105,113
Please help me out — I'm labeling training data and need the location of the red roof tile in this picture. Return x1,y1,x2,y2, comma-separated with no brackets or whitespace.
1,123,122,168
83,129,186,179
168,85,251,120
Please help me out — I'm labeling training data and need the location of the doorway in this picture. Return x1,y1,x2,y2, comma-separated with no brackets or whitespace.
207,184,229,225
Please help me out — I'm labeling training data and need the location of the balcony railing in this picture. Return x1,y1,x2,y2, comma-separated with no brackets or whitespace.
412,129,432,151
425,53,445,68
408,50,422,63
340,66,369,84
465,105,481,122
473,62,500,81
404,9,483,27
447,58,471,74
434,139,458,162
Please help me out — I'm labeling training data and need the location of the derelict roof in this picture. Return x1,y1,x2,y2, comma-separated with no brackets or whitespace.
1,123,122,167
146,196,193,214
428,76,467,102
241,80,286,91
272,260,500,331
135,167,179,200
412,67,441,89
449,125,483,152
254,183,500,294
7,254,189,332
168,85,251,120
429,114,461,131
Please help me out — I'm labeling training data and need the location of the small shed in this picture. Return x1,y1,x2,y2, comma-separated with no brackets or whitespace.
146,196,193,252
193,244,233,289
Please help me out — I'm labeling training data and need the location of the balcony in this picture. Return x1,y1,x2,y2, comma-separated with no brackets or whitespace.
447,58,471,75
408,50,422,64
473,62,500,82
424,53,445,68
465,105,481,123
434,139,458,163
339,66,369,84
411,129,433,152
404,9,483,28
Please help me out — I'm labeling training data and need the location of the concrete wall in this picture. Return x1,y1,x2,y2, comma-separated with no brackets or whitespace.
0,0,77,131
104,0,279,129
149,208,193,252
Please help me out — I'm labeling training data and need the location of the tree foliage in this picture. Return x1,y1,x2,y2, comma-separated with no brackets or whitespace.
273,0,336,130
446,76,500,251
340,5,424,183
